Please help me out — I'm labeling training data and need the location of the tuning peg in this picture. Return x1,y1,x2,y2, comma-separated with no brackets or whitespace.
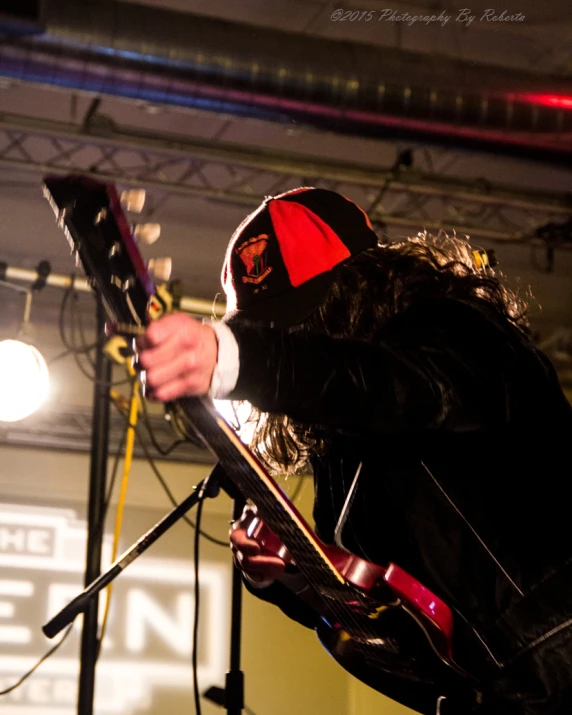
147,257,172,283
133,223,161,245
121,189,146,214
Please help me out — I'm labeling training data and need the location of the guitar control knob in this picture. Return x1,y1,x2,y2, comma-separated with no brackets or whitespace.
121,189,146,214
147,257,172,283
133,223,161,245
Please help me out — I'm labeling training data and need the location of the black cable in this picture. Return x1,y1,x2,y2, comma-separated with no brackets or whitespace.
0,409,131,697
59,284,76,350
58,284,100,382
71,290,96,370
0,404,133,696
168,402,208,449
59,283,94,360
0,624,74,696
48,343,97,365
140,396,186,457
111,400,228,547
57,282,131,386
136,402,304,545
0,388,134,697
193,496,204,715
137,431,228,548
71,291,131,386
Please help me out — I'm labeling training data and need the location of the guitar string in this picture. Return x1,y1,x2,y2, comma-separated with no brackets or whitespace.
116,327,369,628
175,398,434,662
121,328,442,662
200,422,379,630
250,482,429,680
222,443,460,683
118,364,441,680
212,430,448,692
276,504,464,689
277,523,446,689
225,462,396,648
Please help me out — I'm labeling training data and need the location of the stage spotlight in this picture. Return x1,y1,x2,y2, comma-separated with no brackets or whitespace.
0,339,50,422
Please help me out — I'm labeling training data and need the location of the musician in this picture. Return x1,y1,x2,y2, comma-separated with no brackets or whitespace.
137,188,572,715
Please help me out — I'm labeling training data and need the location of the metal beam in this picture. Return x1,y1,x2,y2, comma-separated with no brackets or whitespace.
3,264,224,317
0,404,215,463
0,112,570,244
0,113,569,214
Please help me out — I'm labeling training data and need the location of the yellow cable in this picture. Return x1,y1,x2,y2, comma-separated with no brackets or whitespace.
99,367,139,648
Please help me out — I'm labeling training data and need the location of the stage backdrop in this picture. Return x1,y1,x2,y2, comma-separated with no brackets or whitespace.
0,444,363,715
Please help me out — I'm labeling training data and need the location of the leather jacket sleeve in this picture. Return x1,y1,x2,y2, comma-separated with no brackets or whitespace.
225,298,539,434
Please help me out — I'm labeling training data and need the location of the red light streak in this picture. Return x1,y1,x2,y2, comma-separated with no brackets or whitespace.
518,94,572,110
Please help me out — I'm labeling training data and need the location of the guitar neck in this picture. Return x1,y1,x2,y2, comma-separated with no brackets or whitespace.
181,396,350,596
120,330,346,589
42,174,354,602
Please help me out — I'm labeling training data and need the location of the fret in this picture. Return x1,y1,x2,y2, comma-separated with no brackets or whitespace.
178,396,352,592
44,176,364,612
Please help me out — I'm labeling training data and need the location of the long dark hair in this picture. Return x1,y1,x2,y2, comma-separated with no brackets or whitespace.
227,233,530,474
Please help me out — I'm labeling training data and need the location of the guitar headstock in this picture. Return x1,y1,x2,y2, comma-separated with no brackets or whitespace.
43,175,161,332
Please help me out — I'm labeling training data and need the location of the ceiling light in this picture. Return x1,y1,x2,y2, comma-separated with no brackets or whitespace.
0,278,50,422
0,339,50,422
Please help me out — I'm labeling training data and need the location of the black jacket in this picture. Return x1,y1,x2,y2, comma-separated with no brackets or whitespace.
227,297,572,714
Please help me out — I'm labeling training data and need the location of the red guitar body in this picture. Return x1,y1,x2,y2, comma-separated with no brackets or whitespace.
248,514,453,655
245,514,479,714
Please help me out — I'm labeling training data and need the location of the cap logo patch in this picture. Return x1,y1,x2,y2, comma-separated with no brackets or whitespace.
236,234,273,284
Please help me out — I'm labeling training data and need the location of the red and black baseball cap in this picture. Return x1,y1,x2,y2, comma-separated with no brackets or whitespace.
221,187,378,326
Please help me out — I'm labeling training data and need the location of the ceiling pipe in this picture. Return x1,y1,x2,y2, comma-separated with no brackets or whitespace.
2,264,223,317
1,0,571,164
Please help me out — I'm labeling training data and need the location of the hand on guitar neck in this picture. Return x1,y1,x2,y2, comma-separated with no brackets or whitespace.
230,505,299,591
135,312,219,401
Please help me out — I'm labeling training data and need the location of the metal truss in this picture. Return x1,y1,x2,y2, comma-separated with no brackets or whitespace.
0,404,215,464
0,112,570,244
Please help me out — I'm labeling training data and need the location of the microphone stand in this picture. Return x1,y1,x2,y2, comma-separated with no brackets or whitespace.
42,463,247,715
226,496,246,715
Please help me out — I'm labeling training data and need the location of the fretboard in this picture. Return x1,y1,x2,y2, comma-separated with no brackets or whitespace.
179,396,368,603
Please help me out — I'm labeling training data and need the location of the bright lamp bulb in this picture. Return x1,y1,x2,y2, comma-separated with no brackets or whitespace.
0,340,50,422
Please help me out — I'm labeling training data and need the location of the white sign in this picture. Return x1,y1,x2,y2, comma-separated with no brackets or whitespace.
0,503,230,714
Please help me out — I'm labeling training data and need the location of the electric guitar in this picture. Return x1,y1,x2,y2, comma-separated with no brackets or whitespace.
44,175,481,715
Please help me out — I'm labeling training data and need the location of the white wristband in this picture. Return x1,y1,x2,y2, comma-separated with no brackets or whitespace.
205,320,240,399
